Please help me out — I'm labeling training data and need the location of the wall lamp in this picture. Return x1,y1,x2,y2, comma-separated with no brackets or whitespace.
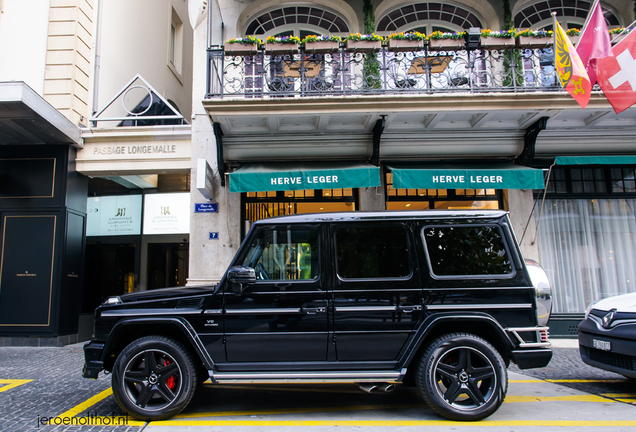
465,27,481,50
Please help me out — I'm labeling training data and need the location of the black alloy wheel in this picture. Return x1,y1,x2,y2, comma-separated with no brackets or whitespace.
417,333,508,421
112,336,198,421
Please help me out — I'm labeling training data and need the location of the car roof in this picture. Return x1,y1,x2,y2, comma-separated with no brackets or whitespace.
252,210,508,225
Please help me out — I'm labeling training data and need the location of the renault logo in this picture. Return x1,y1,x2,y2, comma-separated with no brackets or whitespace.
602,309,617,329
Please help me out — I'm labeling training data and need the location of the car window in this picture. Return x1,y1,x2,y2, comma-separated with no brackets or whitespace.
335,224,411,279
422,224,513,277
242,227,319,281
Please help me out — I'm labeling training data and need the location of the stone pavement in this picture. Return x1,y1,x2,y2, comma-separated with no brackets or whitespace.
0,339,631,432
0,342,137,432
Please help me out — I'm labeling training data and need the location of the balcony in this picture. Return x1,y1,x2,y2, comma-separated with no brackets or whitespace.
206,43,561,99
202,42,633,164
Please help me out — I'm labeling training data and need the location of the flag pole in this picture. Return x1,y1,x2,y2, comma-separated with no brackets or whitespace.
577,0,600,48
552,11,557,49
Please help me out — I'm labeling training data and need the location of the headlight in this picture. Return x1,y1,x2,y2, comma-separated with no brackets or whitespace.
525,259,552,326
103,296,122,305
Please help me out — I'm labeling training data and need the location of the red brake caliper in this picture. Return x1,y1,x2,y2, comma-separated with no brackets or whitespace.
164,359,176,391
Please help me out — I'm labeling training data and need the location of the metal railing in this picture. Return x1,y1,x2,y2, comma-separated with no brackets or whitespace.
206,44,562,99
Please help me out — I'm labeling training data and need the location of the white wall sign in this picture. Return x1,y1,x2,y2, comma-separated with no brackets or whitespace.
143,193,191,234
196,158,214,200
86,195,143,236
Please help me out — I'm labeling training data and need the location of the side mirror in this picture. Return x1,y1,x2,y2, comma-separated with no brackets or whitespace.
227,266,256,293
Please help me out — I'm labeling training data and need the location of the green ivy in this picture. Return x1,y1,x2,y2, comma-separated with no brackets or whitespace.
362,0,381,90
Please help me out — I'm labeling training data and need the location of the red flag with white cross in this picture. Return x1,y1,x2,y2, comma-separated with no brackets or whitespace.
597,30,636,113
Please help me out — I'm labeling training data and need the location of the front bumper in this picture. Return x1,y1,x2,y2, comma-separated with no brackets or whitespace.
82,341,105,379
579,318,636,378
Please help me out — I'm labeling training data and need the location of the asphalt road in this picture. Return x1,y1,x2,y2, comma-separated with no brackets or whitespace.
0,339,634,432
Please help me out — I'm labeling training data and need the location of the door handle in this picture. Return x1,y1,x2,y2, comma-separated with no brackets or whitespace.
303,307,326,315
400,305,422,314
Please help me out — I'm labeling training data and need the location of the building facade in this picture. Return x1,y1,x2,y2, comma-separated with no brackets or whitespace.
0,0,194,344
191,0,636,335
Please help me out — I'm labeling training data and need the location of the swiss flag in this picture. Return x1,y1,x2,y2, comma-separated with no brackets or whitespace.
597,30,636,113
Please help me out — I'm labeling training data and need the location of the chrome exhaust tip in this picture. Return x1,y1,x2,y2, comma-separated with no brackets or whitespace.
357,383,379,393
357,382,396,393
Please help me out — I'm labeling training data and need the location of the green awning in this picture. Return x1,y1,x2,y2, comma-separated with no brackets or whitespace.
555,156,636,165
229,162,381,193
388,163,545,190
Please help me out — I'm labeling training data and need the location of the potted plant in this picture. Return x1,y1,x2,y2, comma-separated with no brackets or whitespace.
566,28,580,46
386,31,426,52
224,36,263,55
265,35,301,54
427,31,466,51
609,27,630,44
516,29,553,49
480,29,516,50
345,33,383,52
302,35,342,54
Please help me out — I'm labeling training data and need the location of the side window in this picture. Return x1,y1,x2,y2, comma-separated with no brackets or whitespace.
335,225,411,279
241,228,319,281
422,224,513,278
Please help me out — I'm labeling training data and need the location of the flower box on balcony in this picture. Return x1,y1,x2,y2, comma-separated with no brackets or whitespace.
224,43,259,56
345,40,382,53
387,39,425,52
516,36,552,49
304,41,341,54
428,38,465,51
264,42,299,55
480,36,515,50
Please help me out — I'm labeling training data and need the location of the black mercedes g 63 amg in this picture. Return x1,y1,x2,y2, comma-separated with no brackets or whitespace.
83,210,552,421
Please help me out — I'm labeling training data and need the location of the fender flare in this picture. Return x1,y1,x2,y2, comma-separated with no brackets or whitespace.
100,317,215,372
399,312,515,368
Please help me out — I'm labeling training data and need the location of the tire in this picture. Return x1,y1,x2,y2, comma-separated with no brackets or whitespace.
111,336,198,421
416,333,508,421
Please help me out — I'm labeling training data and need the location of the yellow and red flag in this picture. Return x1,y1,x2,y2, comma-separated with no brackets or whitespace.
554,18,591,108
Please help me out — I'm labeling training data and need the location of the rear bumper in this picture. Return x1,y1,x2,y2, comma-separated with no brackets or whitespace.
82,341,105,379
510,348,552,369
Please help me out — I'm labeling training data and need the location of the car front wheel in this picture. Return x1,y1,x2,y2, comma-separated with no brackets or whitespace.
112,336,198,421
416,333,508,421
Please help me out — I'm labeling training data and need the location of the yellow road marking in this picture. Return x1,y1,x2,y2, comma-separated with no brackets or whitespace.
546,379,625,383
602,393,636,398
0,379,32,393
150,420,636,427
57,388,113,418
505,395,612,403
176,404,424,419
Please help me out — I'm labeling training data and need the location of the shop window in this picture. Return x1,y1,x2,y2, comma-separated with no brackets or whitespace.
386,172,502,210
335,225,411,279
422,225,513,277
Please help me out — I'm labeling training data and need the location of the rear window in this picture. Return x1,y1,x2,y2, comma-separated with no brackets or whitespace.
335,225,411,279
422,225,513,278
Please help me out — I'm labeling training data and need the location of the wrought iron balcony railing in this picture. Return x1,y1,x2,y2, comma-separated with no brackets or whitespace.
206,44,562,99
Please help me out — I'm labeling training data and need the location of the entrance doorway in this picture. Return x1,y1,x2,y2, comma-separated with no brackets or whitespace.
83,243,136,312
147,242,189,290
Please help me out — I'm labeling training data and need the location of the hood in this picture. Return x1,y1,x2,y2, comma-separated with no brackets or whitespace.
593,292,636,313
117,285,216,303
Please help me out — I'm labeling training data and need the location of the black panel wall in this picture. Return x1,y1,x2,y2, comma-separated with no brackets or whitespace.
0,145,87,337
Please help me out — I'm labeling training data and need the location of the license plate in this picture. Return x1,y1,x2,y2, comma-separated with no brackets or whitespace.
593,339,611,351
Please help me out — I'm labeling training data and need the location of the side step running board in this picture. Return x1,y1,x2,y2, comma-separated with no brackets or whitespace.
210,368,407,384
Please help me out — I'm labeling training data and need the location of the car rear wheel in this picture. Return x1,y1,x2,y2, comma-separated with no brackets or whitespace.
112,336,198,421
416,333,508,421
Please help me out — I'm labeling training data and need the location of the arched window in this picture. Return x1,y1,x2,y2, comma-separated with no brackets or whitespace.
245,6,350,38
513,0,621,30
377,2,483,35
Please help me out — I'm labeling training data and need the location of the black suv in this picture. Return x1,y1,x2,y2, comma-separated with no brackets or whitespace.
83,210,552,421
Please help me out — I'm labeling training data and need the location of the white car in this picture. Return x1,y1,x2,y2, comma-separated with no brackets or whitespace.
578,292,636,379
